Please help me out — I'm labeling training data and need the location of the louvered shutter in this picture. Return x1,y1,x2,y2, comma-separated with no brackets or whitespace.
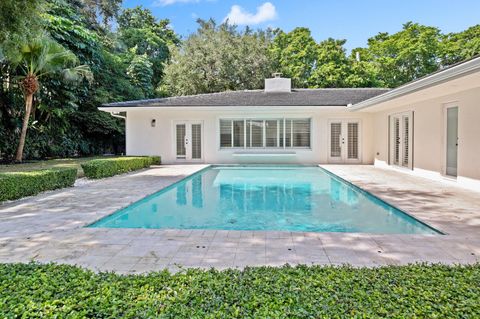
347,122,359,159
176,124,186,159
191,124,202,159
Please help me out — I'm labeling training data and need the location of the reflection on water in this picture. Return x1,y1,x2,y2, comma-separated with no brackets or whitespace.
219,184,312,213
192,175,203,208
176,183,187,206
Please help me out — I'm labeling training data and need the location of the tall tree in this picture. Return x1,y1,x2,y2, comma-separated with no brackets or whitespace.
359,22,442,87
309,38,350,88
441,25,480,65
75,0,122,28
0,0,45,49
8,37,92,161
118,6,178,91
161,19,273,96
269,28,318,88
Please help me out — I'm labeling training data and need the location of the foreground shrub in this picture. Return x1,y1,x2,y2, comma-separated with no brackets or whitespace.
81,156,161,179
0,168,77,202
0,263,479,318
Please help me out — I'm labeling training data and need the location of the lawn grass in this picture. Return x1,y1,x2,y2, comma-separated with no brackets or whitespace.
0,263,479,318
0,156,119,178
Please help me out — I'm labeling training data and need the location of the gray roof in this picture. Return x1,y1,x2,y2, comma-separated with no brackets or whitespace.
102,88,390,108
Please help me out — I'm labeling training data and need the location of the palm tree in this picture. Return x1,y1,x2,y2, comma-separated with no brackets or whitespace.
11,37,92,162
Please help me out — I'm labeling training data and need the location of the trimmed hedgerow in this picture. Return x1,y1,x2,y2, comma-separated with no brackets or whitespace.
0,263,479,318
81,156,161,179
0,168,77,202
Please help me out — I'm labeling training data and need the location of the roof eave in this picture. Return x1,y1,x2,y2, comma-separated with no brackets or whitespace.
98,105,350,112
348,56,480,111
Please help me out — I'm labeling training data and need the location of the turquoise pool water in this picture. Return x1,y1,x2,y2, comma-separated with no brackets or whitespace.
89,166,440,234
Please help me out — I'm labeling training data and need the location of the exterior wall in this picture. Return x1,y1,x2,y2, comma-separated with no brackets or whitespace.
372,87,480,184
125,108,374,165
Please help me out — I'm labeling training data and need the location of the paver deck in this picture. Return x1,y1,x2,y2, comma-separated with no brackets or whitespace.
1,164,479,274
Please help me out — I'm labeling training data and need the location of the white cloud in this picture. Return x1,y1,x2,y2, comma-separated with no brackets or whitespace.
224,2,277,25
154,0,200,7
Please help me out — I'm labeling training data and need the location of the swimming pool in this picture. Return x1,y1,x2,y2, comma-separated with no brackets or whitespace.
89,166,440,234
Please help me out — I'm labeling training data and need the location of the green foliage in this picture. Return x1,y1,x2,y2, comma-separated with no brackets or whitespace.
127,49,154,98
118,6,178,88
0,0,45,51
357,22,443,87
81,156,161,178
442,25,480,65
161,19,274,96
0,168,76,202
0,263,479,317
269,29,382,88
73,0,122,29
269,27,318,88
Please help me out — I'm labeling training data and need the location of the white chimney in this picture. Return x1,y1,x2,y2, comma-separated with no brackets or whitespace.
265,73,291,93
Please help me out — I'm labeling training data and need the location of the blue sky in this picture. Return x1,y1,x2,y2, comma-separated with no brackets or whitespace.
122,0,480,51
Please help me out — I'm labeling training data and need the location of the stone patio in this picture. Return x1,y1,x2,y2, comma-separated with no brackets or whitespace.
1,164,479,274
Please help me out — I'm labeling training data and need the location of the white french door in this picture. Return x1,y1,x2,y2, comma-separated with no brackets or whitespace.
328,120,361,163
389,112,413,169
175,121,203,161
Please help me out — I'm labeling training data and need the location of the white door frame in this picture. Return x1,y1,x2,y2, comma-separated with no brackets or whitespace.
388,111,413,170
173,120,204,162
327,119,362,164
443,103,459,177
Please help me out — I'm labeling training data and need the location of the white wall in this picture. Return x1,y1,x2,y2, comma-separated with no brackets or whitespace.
372,87,480,185
125,107,374,165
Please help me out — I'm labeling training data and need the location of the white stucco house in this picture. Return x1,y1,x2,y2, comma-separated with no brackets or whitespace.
100,56,480,190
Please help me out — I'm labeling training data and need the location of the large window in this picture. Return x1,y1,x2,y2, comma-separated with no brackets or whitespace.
220,118,311,149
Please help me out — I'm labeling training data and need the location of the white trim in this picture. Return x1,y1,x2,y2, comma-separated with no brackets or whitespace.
349,56,480,111
100,105,347,113
233,152,297,157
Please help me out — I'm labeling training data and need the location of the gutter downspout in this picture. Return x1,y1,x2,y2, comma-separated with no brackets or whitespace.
108,111,126,120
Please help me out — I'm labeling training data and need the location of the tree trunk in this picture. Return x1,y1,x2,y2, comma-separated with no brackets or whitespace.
15,94,33,162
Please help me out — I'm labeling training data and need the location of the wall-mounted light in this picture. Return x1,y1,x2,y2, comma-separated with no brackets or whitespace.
151,119,156,127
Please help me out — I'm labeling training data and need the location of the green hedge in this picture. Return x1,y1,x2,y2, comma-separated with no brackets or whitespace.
81,156,161,179
0,263,479,318
0,168,77,202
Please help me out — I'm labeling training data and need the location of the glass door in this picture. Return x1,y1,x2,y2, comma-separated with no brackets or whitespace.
328,120,361,163
175,121,203,161
445,106,458,177
389,112,413,169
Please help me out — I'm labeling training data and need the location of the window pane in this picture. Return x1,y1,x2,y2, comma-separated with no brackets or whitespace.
292,119,310,147
233,120,244,147
265,120,278,147
285,120,292,147
220,120,232,148
251,120,264,147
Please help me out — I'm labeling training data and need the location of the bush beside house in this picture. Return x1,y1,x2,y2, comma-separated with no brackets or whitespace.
81,156,161,179
0,168,77,202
